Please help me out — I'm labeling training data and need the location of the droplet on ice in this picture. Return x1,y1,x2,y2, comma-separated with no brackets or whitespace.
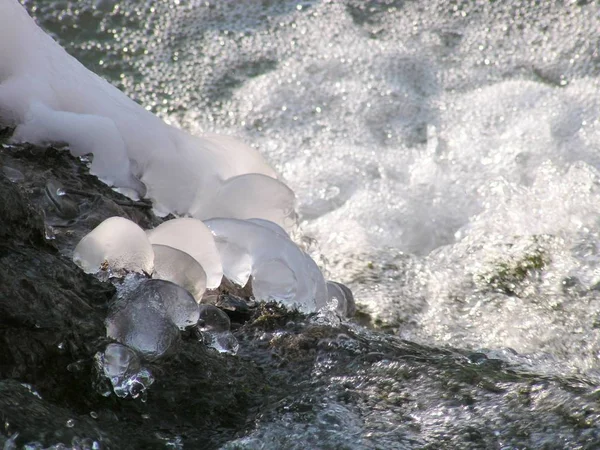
73,217,153,275
152,244,207,302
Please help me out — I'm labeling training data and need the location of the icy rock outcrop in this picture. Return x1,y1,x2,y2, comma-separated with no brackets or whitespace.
72,217,154,275
205,218,328,313
146,218,223,289
106,279,199,359
0,0,293,229
152,244,208,302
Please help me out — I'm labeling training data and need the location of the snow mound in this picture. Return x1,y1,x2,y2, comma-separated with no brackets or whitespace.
0,0,293,228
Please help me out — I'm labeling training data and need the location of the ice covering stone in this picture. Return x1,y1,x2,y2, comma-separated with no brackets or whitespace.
72,217,153,275
205,218,327,312
152,244,207,302
146,218,223,289
0,0,292,225
106,280,199,359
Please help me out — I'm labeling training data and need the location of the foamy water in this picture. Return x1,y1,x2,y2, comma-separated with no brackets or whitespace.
27,0,600,377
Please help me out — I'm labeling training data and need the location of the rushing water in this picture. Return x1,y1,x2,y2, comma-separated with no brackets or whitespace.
16,0,600,447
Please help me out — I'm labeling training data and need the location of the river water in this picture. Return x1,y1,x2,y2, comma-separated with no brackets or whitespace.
20,0,600,448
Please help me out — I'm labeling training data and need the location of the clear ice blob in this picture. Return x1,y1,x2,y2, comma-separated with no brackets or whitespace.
146,218,223,289
152,244,207,302
95,343,153,398
106,279,199,359
44,179,78,219
326,281,356,318
106,300,180,360
204,331,240,355
72,217,154,275
197,305,238,354
252,258,297,303
198,304,231,333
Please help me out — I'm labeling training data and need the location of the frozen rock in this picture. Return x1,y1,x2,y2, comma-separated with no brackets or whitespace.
72,217,153,275
146,218,223,289
152,244,207,302
205,218,327,312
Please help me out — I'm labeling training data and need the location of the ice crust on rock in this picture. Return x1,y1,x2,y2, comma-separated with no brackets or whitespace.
0,0,292,226
72,217,153,275
146,218,223,289
106,279,199,359
152,244,207,302
205,218,327,312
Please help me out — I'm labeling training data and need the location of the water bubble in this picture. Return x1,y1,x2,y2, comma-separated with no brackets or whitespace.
66,419,75,428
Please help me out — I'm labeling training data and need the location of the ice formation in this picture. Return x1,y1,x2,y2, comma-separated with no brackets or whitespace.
95,343,153,399
106,279,199,359
325,281,356,318
146,218,222,289
72,217,154,275
152,244,207,302
197,305,239,354
205,218,328,312
0,0,293,227
2,1,355,366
